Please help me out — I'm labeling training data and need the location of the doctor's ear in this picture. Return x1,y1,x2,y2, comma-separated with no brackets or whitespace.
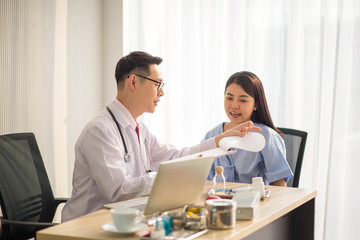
127,74,137,90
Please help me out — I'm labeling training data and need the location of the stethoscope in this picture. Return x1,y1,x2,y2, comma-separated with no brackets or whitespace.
106,107,153,172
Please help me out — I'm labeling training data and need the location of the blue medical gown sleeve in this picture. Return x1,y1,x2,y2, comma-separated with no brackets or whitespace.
260,128,293,184
202,123,293,185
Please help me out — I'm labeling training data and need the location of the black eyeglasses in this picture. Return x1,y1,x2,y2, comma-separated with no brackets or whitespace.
135,74,165,92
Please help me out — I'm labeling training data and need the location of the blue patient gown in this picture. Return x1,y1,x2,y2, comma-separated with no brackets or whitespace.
203,123,293,185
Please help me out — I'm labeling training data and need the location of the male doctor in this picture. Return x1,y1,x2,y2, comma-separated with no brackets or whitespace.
61,51,261,221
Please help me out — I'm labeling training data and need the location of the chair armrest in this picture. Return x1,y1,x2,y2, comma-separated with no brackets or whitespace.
1,217,57,228
54,197,68,208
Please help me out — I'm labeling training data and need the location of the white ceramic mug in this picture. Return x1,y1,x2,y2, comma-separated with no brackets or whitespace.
110,208,144,231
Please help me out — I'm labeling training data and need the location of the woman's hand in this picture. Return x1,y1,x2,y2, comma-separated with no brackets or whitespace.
215,120,262,147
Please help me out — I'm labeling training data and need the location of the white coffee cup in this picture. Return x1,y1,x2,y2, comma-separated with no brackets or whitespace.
110,208,144,231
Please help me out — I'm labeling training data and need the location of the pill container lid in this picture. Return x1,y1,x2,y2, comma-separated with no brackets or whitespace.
205,199,237,210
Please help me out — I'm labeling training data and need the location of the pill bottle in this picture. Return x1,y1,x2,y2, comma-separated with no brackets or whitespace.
150,218,165,239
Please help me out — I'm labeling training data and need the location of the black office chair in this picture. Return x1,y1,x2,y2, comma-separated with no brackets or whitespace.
277,128,308,188
0,132,67,240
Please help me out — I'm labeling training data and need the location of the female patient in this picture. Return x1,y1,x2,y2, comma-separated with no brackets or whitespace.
202,71,292,186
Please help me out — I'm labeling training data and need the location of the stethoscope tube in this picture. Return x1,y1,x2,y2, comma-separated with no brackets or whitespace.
106,107,130,162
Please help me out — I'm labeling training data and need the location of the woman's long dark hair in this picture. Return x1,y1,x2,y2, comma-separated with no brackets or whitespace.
225,71,281,134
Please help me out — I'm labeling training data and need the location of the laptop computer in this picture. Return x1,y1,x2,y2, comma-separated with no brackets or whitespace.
104,155,217,215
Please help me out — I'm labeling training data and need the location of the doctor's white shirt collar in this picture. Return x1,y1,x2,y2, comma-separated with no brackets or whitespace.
112,98,139,130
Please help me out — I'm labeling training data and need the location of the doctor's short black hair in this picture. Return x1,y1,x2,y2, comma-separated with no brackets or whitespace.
115,51,163,88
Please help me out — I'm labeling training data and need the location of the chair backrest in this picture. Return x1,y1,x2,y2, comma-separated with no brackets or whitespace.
277,128,308,188
0,133,56,239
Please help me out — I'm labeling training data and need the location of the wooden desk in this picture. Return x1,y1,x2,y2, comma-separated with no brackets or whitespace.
37,182,316,240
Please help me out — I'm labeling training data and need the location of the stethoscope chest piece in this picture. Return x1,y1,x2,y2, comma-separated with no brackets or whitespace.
124,153,130,163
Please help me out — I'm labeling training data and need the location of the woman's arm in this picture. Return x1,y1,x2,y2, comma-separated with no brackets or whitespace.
270,178,287,187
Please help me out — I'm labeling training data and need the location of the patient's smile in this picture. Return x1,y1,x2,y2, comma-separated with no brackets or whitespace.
230,112,241,117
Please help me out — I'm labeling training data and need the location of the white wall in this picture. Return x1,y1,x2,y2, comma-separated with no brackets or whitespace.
102,0,123,104
65,0,104,194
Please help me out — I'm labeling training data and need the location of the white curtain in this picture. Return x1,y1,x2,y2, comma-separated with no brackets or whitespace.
0,0,104,197
123,0,360,239
0,0,121,223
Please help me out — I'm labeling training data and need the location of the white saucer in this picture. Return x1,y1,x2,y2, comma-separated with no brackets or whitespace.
102,222,148,234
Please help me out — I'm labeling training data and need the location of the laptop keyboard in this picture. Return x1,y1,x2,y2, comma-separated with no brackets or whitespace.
134,203,146,211
104,196,149,211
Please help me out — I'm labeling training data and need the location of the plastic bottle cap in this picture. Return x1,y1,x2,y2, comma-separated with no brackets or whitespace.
215,166,224,174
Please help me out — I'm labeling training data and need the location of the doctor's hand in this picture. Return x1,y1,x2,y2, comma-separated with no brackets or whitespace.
144,171,158,195
148,171,157,179
148,171,157,185
214,120,261,147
